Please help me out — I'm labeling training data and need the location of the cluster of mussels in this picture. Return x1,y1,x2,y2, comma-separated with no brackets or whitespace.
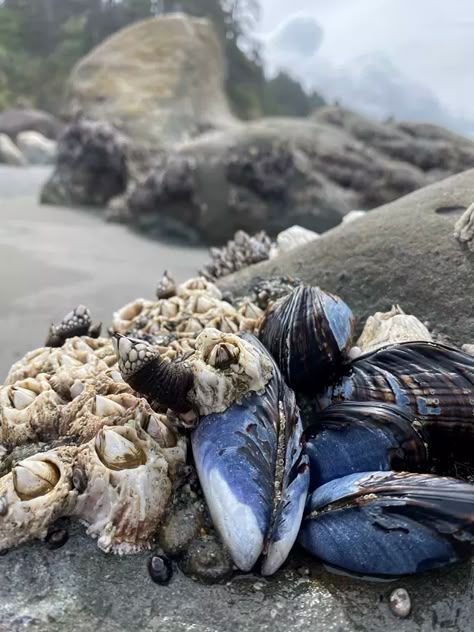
0,272,473,581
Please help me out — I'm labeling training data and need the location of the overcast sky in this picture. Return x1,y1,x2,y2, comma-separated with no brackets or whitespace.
256,0,474,129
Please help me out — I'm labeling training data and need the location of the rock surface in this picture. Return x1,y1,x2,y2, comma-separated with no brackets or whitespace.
66,15,236,147
0,134,26,166
0,521,473,632
0,108,63,140
16,131,57,165
40,118,128,207
218,168,474,346
111,109,474,244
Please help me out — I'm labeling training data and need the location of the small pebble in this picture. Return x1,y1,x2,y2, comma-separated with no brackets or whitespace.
46,528,69,550
389,587,411,618
148,555,173,585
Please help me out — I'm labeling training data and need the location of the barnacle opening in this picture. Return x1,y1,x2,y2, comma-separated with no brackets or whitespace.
12,459,61,501
95,427,147,471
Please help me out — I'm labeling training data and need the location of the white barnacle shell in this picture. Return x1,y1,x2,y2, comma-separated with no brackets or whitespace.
177,277,222,300
58,383,144,442
73,423,185,553
270,225,319,259
0,377,63,447
5,347,58,384
0,448,78,551
357,305,433,353
187,328,273,416
111,299,155,335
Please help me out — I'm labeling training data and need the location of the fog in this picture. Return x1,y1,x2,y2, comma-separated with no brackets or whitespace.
257,0,474,132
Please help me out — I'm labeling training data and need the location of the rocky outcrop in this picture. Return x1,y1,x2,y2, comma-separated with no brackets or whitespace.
218,168,474,346
110,115,434,244
0,133,26,166
312,106,474,176
16,131,57,165
41,118,128,206
65,15,236,147
0,108,63,140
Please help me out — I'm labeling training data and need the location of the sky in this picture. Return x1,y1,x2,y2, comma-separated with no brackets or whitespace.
255,0,474,131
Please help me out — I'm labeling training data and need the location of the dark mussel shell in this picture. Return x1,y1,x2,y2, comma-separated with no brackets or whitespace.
304,402,428,491
258,286,355,395
321,342,474,470
192,334,309,575
300,471,474,576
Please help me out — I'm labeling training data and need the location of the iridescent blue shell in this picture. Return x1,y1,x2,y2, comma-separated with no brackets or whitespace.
304,402,428,490
300,471,474,576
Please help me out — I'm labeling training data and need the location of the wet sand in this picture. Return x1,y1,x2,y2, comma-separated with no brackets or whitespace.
0,167,206,379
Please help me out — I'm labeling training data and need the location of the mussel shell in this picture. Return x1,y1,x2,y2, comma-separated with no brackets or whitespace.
192,333,309,574
300,471,474,576
321,342,474,469
304,402,428,490
258,286,354,394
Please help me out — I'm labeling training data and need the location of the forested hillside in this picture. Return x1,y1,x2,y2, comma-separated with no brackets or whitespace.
0,0,324,118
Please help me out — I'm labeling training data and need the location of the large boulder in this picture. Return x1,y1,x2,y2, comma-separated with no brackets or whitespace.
41,118,128,207
16,131,57,165
218,168,474,346
65,15,236,146
0,108,63,140
0,133,26,166
112,116,429,244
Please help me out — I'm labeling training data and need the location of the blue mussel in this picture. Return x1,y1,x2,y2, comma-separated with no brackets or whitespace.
115,283,474,578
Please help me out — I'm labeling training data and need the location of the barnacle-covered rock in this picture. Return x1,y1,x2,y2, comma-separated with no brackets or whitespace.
58,385,146,442
0,377,63,448
177,277,222,300
357,305,432,353
200,230,273,280
111,299,156,335
73,423,186,553
0,448,78,551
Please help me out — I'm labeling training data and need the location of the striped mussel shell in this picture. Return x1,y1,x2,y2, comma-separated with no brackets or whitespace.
320,342,474,470
258,286,355,395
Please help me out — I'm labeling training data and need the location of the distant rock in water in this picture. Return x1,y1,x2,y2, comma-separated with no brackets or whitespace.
0,133,26,166
41,118,128,207
0,108,63,140
65,15,236,147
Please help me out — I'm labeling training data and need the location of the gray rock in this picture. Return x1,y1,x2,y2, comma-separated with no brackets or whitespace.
0,521,473,632
218,168,474,346
16,131,57,165
0,108,63,140
0,134,26,166
40,118,128,207
118,116,427,244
